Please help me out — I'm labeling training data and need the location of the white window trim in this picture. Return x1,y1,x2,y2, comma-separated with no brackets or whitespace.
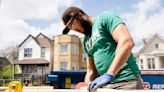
24,48,32,58
60,44,68,55
41,47,46,58
72,61,76,70
147,58,155,69
83,53,87,62
155,43,159,49
140,59,144,70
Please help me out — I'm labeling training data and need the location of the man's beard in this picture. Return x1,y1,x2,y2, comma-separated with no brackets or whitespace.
79,18,92,36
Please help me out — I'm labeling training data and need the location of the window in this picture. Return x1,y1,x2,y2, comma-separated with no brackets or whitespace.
60,44,68,54
24,48,32,58
41,47,46,58
61,62,68,70
140,59,144,69
155,43,159,49
147,58,155,69
72,44,76,55
83,53,87,62
152,59,155,69
72,62,76,70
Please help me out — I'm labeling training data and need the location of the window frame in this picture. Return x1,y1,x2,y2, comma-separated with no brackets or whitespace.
155,43,159,49
24,48,32,58
140,59,144,70
147,58,155,69
60,44,68,55
60,62,68,70
41,47,46,58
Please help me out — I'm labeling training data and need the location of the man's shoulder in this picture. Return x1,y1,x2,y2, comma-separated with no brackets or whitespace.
100,11,114,17
96,11,117,22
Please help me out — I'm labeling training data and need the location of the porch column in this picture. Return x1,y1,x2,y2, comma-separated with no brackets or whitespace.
22,65,24,82
155,56,160,70
143,55,148,70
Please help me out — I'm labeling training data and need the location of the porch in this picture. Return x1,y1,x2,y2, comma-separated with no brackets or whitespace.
14,59,49,86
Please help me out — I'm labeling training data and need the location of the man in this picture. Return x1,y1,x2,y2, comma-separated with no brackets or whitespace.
61,7,143,91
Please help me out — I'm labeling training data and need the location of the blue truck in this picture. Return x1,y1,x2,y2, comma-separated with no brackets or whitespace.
47,70,164,89
141,70,164,89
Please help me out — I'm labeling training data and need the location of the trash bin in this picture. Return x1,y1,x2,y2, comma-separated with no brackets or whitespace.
8,81,22,92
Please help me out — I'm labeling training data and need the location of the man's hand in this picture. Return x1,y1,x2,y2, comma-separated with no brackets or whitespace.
88,73,113,92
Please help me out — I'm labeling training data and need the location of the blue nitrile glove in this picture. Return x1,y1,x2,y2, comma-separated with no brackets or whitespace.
88,73,114,92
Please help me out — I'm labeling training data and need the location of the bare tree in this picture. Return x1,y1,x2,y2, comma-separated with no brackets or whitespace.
0,46,19,64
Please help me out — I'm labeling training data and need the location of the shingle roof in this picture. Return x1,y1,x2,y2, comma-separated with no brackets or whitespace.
14,58,49,64
36,38,52,47
36,33,53,47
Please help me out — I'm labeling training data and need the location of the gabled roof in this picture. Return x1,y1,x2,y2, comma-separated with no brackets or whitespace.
19,33,53,48
138,33,164,54
19,35,40,47
36,33,53,47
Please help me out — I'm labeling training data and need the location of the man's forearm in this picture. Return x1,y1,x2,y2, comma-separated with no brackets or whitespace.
107,39,134,76
85,56,98,83
84,71,97,83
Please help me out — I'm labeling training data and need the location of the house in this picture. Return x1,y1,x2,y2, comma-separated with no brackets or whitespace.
53,35,85,71
135,33,164,70
14,33,54,85
135,33,164,89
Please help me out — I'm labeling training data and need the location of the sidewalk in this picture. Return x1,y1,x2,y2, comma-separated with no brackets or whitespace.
0,86,53,92
0,86,163,92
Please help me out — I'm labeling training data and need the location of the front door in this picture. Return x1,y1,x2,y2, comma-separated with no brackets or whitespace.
37,66,42,75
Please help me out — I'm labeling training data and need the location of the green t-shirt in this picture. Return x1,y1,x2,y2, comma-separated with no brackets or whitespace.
83,11,140,83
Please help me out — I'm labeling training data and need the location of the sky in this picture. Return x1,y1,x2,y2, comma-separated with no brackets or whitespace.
0,0,164,52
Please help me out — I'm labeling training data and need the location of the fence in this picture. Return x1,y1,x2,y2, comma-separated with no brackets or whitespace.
0,75,47,86
0,79,21,86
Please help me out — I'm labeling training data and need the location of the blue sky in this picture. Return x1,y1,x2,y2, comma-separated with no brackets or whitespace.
24,0,164,29
0,0,164,52
25,0,139,29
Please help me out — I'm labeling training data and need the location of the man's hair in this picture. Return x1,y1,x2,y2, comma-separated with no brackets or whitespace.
62,7,86,25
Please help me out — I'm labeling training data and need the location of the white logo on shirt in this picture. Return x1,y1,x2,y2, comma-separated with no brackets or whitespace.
86,28,100,51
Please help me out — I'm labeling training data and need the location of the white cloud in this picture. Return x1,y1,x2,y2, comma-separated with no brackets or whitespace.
1,0,163,53
0,0,82,50
121,0,164,52
0,0,79,19
0,17,40,49
133,0,161,14
41,22,64,38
